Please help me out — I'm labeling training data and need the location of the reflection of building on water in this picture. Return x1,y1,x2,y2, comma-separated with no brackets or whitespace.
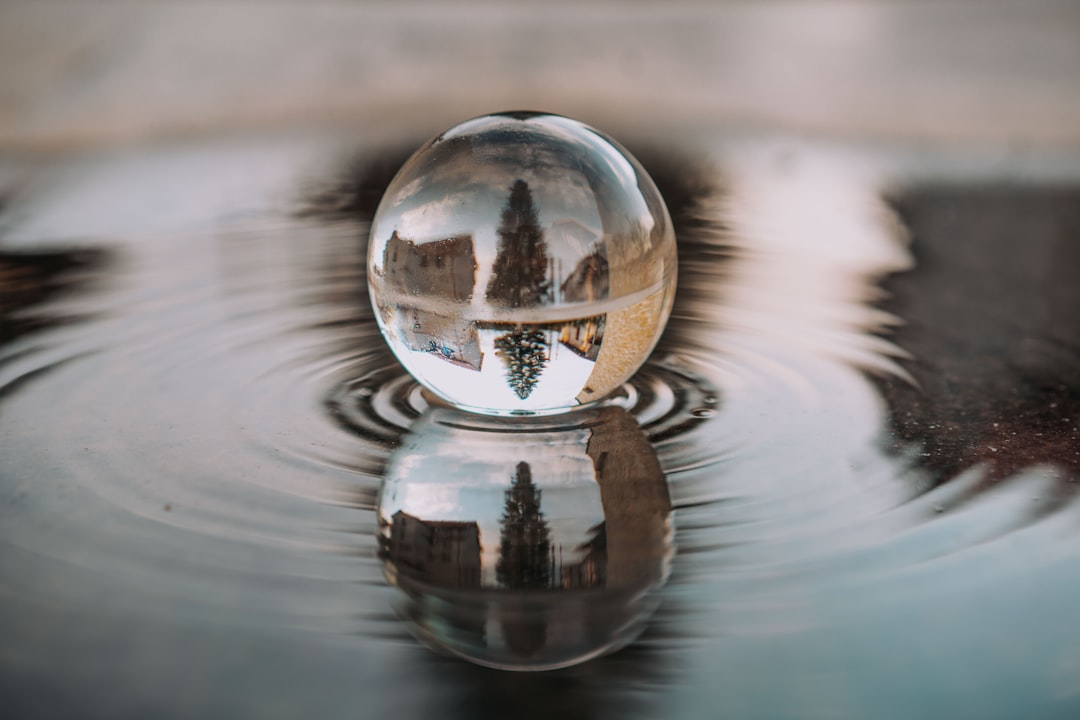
384,511,482,590
585,407,671,590
383,231,477,302
560,522,607,589
394,307,483,371
558,315,605,362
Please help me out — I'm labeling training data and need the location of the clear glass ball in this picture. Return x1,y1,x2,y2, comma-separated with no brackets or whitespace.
367,112,677,416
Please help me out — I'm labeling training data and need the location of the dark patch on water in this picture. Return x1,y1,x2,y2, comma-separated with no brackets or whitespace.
877,187,1080,499
0,247,110,346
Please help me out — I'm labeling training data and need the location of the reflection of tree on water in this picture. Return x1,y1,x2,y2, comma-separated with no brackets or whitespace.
0,248,109,346
494,327,549,399
561,521,607,589
496,462,553,589
494,461,611,593
486,179,551,308
383,511,483,589
377,403,672,666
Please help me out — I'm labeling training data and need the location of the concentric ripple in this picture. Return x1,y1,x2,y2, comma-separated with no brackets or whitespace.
326,353,720,451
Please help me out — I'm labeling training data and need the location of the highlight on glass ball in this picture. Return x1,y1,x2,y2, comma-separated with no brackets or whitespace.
377,404,673,670
367,112,677,416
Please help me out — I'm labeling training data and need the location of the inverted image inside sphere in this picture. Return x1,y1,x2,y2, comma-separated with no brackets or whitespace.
368,112,677,416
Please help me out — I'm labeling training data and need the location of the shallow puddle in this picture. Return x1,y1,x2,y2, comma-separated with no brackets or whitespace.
1,131,1079,718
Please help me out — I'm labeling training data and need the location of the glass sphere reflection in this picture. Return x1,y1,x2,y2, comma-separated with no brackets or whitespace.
368,112,677,415
376,405,672,670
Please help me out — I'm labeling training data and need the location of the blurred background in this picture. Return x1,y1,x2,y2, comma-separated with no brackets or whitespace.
2,0,1079,149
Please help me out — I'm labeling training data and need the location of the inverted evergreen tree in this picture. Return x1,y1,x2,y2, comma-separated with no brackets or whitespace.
496,461,553,589
494,327,548,399
486,179,551,308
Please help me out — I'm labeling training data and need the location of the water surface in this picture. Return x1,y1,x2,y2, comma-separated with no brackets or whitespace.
2,133,1079,719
